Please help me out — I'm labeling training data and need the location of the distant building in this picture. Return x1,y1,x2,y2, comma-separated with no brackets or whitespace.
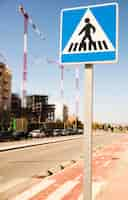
63,104,69,123
11,93,21,118
0,63,12,123
26,95,55,122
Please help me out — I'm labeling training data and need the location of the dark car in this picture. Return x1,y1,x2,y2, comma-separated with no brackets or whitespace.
0,131,13,141
53,129,64,137
66,128,79,135
60,129,69,136
12,131,26,140
44,128,54,137
65,128,75,135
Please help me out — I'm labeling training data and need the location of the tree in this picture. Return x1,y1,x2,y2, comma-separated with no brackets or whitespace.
92,122,100,130
55,119,64,129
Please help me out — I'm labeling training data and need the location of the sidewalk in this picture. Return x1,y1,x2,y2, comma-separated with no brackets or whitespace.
96,148,128,200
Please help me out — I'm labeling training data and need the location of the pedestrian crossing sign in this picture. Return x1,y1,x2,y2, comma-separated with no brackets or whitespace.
60,3,118,64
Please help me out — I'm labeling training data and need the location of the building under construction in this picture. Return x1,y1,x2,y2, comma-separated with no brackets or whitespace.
26,95,55,123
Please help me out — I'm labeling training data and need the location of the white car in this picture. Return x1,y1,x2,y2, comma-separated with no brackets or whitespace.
29,130,45,138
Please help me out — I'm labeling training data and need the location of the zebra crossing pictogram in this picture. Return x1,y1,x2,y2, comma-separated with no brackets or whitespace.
68,40,109,52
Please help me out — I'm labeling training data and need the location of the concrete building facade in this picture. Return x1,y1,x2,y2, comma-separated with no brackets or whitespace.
11,93,21,118
26,95,55,123
0,63,12,123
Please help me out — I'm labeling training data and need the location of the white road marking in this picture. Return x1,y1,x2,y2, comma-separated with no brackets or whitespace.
96,153,103,157
95,160,99,164
77,181,106,200
13,179,55,200
0,178,28,193
75,174,83,181
77,193,83,200
46,179,79,200
103,160,111,168
92,181,107,200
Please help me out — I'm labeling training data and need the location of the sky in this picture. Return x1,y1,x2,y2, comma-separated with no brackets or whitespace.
0,0,127,124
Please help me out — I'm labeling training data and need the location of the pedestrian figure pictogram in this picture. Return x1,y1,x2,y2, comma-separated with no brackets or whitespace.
79,18,96,45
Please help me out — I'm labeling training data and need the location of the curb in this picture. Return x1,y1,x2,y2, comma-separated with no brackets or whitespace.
0,135,82,152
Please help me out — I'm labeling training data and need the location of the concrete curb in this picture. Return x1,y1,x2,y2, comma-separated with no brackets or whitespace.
0,135,82,152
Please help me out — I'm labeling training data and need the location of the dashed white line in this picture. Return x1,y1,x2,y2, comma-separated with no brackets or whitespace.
75,174,83,181
95,160,99,164
92,181,107,200
77,193,83,200
77,181,107,200
13,179,55,200
46,179,79,200
103,160,111,168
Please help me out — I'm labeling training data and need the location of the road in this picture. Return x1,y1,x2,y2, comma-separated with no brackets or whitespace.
0,132,126,199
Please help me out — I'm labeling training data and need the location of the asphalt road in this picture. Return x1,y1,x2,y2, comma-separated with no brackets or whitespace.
0,136,84,183
0,132,126,199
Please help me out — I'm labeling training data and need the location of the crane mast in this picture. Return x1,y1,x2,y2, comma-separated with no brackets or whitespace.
19,4,44,108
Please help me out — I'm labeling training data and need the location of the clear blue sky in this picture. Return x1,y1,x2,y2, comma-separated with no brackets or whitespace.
0,0,127,124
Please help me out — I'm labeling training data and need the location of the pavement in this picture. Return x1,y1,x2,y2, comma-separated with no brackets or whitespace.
1,134,127,200
96,136,128,200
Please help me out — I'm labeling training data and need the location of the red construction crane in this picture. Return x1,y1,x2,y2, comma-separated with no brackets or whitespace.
19,4,45,108
47,58,64,100
47,58,80,127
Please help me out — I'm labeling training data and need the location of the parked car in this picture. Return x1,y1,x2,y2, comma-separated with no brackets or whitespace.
0,131,13,141
12,131,26,140
60,129,69,136
44,128,54,137
29,129,40,138
77,128,83,134
65,128,75,135
28,129,44,138
53,129,62,137
39,131,46,138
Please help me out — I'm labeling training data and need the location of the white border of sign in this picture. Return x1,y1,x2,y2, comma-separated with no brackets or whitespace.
59,2,119,65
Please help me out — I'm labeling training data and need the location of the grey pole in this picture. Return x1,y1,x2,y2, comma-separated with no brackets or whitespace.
84,64,93,200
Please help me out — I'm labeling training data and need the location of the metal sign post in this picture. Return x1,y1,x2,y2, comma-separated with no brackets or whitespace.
84,64,93,200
